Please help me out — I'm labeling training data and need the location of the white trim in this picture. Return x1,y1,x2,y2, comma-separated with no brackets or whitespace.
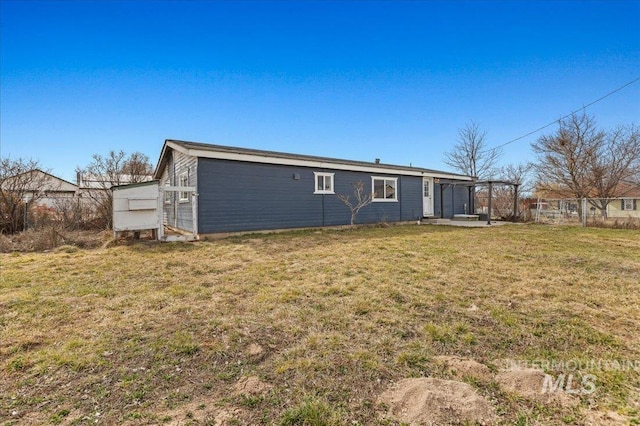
313,172,335,194
178,172,189,202
622,198,634,211
163,185,196,192
422,177,434,216
164,179,171,204
166,141,473,181
371,176,398,202
167,141,191,156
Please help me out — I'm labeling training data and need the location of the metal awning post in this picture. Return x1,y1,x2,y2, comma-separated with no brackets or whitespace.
472,179,519,226
451,183,456,218
513,184,519,223
487,181,492,225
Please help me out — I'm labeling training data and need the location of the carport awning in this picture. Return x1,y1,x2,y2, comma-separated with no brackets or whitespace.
437,179,520,224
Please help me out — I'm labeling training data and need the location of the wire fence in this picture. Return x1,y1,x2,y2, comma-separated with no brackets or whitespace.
531,198,640,228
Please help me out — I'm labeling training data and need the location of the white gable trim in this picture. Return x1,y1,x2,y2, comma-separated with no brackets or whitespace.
165,141,472,181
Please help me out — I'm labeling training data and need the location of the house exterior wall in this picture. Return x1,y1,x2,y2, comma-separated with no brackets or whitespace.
607,199,640,218
17,171,79,208
196,158,429,234
161,149,197,232
433,183,473,218
27,192,78,208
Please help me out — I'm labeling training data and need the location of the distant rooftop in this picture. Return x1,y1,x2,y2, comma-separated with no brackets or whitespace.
77,172,153,189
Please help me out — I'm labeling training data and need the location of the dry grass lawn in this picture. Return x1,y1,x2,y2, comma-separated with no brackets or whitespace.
1,224,639,425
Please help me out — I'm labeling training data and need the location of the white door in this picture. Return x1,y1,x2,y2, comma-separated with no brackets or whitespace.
423,177,434,216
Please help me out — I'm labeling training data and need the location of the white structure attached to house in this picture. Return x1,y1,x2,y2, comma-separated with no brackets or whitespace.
112,181,162,238
112,180,197,241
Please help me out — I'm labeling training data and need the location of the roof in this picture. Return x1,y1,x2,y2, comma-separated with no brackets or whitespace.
535,180,640,199
618,180,640,198
154,139,474,181
1,169,78,192
77,173,154,189
111,180,160,191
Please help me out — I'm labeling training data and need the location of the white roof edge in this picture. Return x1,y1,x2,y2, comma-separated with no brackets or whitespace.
180,146,473,181
166,140,191,155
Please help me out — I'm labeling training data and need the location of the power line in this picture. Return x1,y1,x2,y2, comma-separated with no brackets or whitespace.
483,76,640,153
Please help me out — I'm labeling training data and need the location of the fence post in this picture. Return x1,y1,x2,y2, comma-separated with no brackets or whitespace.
581,198,587,227
23,199,29,232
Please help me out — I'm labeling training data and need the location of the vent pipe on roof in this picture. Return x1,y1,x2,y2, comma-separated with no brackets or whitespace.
375,158,380,164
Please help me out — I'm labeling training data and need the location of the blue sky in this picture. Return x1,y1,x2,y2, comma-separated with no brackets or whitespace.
1,0,639,182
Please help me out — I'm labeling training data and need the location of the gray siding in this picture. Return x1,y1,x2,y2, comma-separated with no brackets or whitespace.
197,159,427,234
434,183,474,218
161,149,197,232
400,177,423,221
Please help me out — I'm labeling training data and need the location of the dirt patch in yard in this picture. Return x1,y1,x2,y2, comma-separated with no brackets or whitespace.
148,399,246,426
494,364,578,407
246,343,265,357
434,355,493,382
582,410,629,425
233,375,273,396
378,377,496,425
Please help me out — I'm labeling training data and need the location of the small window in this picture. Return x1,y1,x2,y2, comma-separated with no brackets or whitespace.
622,199,634,211
179,172,190,202
314,172,334,194
164,179,171,204
372,176,398,202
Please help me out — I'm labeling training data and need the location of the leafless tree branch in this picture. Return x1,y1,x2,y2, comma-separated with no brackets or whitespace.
0,158,53,233
444,121,502,179
336,181,373,226
76,151,153,229
531,113,640,217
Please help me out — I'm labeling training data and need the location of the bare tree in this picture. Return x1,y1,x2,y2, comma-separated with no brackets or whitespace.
53,196,88,231
532,113,640,217
589,125,640,216
532,113,602,200
77,151,153,229
490,163,534,220
444,121,502,179
122,152,154,182
0,158,52,233
336,181,373,226
499,163,534,195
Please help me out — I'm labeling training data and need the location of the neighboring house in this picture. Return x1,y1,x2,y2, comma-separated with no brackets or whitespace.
76,172,154,209
606,183,640,218
1,169,79,231
533,181,640,219
153,140,475,235
4,169,79,207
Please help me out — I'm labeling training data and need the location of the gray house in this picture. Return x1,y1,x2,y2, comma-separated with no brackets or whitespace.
154,140,475,235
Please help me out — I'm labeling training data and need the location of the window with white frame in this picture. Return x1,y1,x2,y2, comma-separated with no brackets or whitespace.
164,178,171,204
622,199,634,211
372,177,398,201
179,172,190,202
314,172,334,194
